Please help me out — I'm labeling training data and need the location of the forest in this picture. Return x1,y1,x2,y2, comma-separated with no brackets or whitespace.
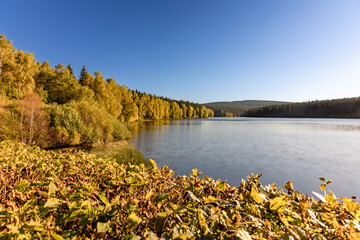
0,35,214,148
242,97,360,118
205,100,290,117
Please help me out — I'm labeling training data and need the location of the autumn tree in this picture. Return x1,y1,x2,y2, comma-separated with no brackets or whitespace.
105,78,123,118
119,86,138,122
34,61,54,102
43,64,93,104
13,50,38,98
0,35,38,99
0,93,19,140
0,34,16,97
18,93,50,146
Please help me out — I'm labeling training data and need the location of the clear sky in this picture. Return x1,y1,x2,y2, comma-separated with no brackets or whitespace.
1,0,360,103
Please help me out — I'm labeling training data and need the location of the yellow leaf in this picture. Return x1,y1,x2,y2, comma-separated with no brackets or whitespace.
250,189,266,204
149,159,156,169
145,189,154,200
48,182,57,195
97,222,111,233
51,233,65,240
342,198,358,215
284,181,294,192
44,198,61,208
197,209,208,234
204,195,218,204
269,196,287,212
173,233,192,240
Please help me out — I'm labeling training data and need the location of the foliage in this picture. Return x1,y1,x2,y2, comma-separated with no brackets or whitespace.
0,102,19,140
0,35,38,99
132,90,214,120
0,93,53,147
243,97,360,118
48,101,131,146
0,34,214,147
48,103,89,146
1,140,359,239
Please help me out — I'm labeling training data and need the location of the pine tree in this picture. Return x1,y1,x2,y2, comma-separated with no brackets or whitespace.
79,65,87,84
67,63,74,77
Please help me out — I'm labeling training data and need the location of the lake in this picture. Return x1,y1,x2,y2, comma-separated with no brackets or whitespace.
131,117,360,198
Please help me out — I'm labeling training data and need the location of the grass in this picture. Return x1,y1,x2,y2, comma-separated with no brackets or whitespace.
90,140,149,167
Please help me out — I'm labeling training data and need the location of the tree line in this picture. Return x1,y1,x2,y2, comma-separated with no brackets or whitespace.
242,97,360,118
0,34,214,147
205,105,245,117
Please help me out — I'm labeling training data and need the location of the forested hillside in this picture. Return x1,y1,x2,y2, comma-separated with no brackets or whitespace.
242,97,360,118
0,35,213,148
205,100,291,117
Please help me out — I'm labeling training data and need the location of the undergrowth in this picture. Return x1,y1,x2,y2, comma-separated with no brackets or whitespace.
0,141,359,239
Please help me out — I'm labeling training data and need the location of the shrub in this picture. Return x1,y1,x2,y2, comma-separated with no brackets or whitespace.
48,101,131,146
0,141,359,239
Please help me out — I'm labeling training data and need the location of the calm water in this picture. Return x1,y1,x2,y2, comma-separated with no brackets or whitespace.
131,117,360,198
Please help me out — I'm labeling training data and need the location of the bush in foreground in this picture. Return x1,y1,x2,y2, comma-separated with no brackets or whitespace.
0,141,359,239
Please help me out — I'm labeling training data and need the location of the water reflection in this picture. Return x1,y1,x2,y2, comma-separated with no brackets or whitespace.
131,117,360,198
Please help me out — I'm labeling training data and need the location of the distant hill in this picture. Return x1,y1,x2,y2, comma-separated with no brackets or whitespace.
242,97,360,118
205,100,291,108
204,100,291,117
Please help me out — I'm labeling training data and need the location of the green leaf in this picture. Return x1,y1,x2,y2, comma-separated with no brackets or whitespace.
51,233,65,240
218,182,228,192
154,212,167,233
97,221,111,233
127,213,142,230
16,180,30,192
98,193,110,206
124,235,141,240
44,198,61,208
21,198,37,212
153,193,169,203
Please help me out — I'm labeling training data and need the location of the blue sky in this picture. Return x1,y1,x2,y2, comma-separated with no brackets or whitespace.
1,0,360,103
